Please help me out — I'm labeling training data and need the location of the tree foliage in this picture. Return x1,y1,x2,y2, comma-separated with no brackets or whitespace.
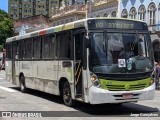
0,9,14,50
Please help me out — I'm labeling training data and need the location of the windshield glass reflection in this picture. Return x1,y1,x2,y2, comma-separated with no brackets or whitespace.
89,32,154,74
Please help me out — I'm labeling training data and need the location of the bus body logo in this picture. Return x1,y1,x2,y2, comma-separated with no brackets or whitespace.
125,84,130,90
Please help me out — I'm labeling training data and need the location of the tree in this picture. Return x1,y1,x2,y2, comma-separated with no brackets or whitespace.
0,9,14,51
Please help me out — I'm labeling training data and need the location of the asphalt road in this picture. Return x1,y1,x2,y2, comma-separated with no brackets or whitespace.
0,70,159,120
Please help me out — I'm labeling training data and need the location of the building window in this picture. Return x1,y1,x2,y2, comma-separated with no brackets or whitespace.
19,4,22,8
66,19,68,23
10,4,18,7
96,15,100,17
38,5,44,8
37,10,44,14
121,9,128,18
24,0,31,2
24,4,31,8
138,5,146,21
148,2,156,25
111,11,116,17
38,0,45,3
129,7,137,19
51,1,58,4
103,13,108,17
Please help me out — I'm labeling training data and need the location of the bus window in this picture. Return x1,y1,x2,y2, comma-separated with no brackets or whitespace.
57,32,71,59
42,35,50,59
49,34,56,58
24,39,32,59
19,40,24,60
13,42,19,60
33,37,41,59
42,34,56,59
6,43,12,60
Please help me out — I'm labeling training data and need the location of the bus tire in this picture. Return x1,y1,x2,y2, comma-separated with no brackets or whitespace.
20,75,27,93
63,81,75,107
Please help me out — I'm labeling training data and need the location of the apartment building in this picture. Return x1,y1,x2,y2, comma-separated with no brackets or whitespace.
8,0,60,19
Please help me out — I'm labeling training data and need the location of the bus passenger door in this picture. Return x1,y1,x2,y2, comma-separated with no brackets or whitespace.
74,32,84,97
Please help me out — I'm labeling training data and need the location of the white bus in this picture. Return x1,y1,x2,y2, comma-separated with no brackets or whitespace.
6,18,155,106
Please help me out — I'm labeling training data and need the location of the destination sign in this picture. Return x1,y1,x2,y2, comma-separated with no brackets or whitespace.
88,19,148,30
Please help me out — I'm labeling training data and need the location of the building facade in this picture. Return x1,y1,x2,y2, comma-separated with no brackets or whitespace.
14,15,50,35
51,4,86,26
87,0,118,18
120,0,160,62
8,0,60,19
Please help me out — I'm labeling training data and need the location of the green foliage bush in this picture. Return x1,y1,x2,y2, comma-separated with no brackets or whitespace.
0,9,14,50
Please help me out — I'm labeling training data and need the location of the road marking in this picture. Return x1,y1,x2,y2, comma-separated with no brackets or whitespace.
0,78,3,79
0,86,17,92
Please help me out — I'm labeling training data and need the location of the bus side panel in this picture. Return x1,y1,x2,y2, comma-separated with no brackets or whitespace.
19,61,33,88
15,61,20,86
31,61,59,95
57,60,75,99
5,60,12,83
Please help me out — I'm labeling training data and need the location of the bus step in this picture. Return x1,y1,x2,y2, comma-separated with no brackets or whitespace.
75,97,83,102
75,94,82,98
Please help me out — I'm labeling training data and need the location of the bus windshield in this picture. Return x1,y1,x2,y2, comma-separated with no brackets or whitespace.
89,32,154,74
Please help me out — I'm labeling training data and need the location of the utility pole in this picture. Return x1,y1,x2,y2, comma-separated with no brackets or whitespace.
86,0,93,18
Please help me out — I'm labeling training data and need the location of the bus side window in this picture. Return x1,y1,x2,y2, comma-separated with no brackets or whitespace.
42,35,50,59
56,32,72,59
49,34,56,59
33,37,41,59
6,43,12,60
19,40,24,60
23,38,32,59
42,34,56,59
13,42,19,60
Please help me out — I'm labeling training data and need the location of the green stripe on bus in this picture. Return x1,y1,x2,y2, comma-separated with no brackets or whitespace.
99,77,151,91
67,67,72,81
63,24,74,30
54,26,62,32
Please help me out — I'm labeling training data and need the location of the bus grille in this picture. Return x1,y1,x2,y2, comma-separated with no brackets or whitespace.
106,84,146,91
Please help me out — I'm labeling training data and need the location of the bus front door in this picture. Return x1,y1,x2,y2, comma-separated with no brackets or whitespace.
74,33,83,97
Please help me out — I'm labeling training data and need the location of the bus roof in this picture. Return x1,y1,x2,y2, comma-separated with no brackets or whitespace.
6,17,146,43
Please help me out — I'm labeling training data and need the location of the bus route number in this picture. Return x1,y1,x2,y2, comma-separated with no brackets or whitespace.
96,22,104,28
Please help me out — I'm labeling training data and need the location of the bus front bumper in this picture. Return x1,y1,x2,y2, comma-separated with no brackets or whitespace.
88,83,155,104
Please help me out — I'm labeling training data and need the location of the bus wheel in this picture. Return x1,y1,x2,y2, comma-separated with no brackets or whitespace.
20,75,27,93
63,81,75,107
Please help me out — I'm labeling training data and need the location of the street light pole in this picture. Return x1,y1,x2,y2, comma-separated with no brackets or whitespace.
87,0,92,18
89,0,92,18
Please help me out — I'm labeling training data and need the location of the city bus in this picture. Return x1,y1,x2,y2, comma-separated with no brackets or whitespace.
6,18,155,106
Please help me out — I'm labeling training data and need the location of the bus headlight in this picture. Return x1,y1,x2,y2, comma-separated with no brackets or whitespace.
90,72,101,87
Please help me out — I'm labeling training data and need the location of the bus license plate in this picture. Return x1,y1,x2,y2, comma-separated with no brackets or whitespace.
122,93,133,99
